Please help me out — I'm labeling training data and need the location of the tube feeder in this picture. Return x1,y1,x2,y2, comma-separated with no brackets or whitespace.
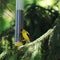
15,0,24,44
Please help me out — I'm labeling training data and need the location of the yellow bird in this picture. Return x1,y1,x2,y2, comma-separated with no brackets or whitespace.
15,29,30,47
21,29,30,43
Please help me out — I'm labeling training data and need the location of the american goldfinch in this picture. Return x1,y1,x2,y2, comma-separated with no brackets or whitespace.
15,29,30,47
20,29,30,43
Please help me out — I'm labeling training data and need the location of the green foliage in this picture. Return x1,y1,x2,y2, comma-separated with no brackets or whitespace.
0,0,15,33
0,0,60,60
0,17,6,32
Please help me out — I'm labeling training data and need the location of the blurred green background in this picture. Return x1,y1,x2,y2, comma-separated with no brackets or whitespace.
0,0,60,60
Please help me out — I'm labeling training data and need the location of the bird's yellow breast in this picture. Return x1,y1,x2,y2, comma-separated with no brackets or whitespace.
21,29,30,42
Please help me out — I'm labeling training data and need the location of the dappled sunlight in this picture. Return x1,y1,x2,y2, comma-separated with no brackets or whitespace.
37,0,54,7
2,9,15,29
53,6,58,11
28,43,41,53
57,1,60,13
2,9,14,22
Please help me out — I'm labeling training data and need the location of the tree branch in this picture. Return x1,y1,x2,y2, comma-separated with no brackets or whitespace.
15,28,54,60
18,28,54,49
